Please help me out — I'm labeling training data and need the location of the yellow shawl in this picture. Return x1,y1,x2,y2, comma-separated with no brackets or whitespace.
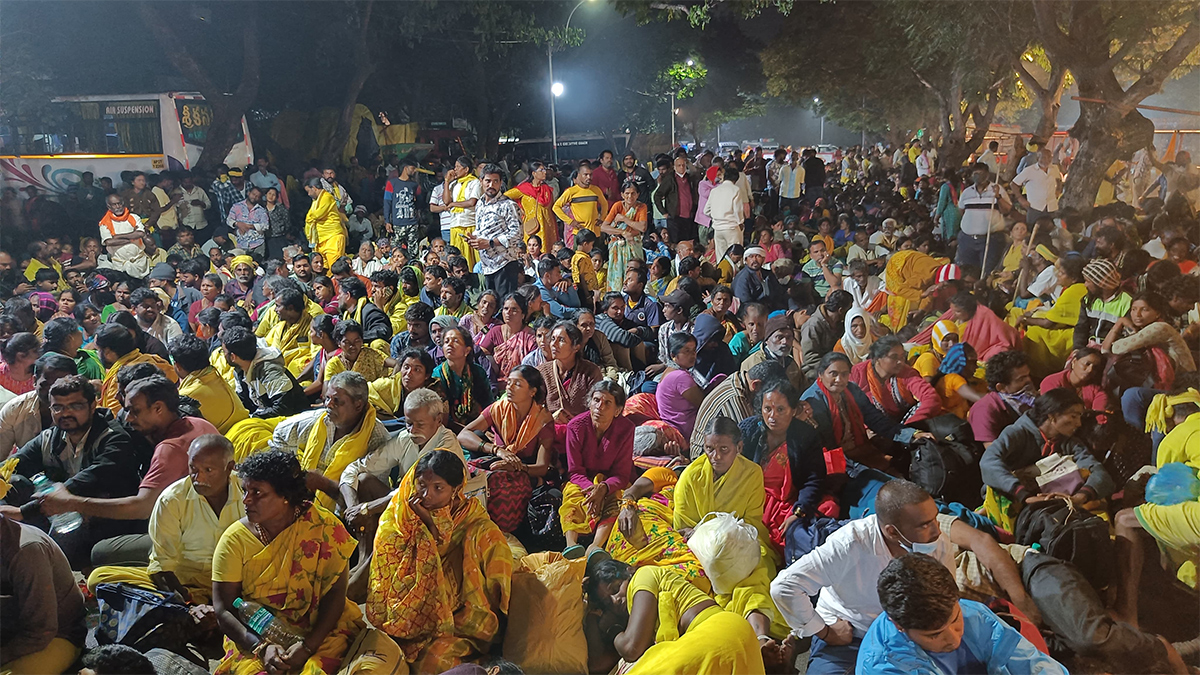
299,407,379,510
367,465,513,672
100,349,178,412
213,504,363,675
266,304,322,378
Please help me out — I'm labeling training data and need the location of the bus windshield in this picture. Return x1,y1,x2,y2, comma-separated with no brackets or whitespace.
2,99,163,156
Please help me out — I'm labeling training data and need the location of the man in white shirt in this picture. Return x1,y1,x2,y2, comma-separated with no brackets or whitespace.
777,152,805,215
249,157,289,208
770,480,1038,675
704,167,748,260
914,142,931,178
978,140,1001,178
173,171,211,232
957,162,1011,275
1010,148,1063,224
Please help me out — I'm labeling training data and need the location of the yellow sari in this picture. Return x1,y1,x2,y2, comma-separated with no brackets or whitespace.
228,417,286,462
450,175,481,269
1024,282,1087,377
213,504,363,675
298,407,380,511
504,185,557,249
367,466,513,672
306,191,348,267
673,455,788,638
883,250,949,330
624,567,765,675
605,480,709,588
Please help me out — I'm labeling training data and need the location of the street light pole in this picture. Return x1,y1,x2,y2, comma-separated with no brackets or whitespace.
548,0,590,165
670,91,676,148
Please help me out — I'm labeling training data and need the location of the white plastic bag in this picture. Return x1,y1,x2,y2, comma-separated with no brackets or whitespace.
686,512,762,595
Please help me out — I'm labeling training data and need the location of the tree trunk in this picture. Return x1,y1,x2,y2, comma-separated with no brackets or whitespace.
140,3,261,173
319,1,375,168
1060,74,1155,211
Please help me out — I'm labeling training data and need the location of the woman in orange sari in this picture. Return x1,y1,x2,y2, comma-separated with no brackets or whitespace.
211,450,363,675
368,451,513,672
505,161,557,248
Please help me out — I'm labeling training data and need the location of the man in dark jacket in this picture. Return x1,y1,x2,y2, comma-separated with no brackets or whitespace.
733,246,786,312
3,375,144,566
617,151,655,206
337,276,393,346
653,155,700,245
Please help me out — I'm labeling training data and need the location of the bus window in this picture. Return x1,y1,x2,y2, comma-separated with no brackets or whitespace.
3,100,163,156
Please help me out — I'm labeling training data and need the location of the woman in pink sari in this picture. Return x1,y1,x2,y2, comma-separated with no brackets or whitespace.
477,293,537,390
913,291,1020,361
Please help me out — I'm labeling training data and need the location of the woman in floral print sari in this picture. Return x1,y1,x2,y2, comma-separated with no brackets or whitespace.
211,450,364,675
367,450,513,672
606,466,709,589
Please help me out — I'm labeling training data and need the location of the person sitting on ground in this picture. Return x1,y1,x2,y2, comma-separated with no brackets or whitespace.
108,308,172,361
1038,346,1110,413
577,309,619,381
3,376,142,567
534,257,582,319
584,558,769,675
0,332,40,398
477,293,537,388
171,334,249,434
389,301,435,360
211,450,365,675
459,288,499,342
689,360,788,459
800,289,853,381
980,388,1115,531
338,275,392,350
931,343,983,419
95,323,177,412
740,379,831,553
851,335,942,425
86,434,244,615
45,375,219,569
301,314,338,398
340,388,461,597
222,325,309,419
857,553,1067,674
0,513,86,675
560,380,635,559
130,287,183,348
656,332,707,439
912,320,959,381
325,319,392,383
1102,289,1196,380
435,276,472,320
261,286,323,378
770,479,1041,675
519,315,557,369
0,353,76,456
457,364,554,481
804,352,934,471
832,305,876,367
432,326,495,432
740,310,807,392
728,301,767,366
594,292,651,372
538,320,604,425
968,350,1035,448
41,316,104,381
1020,256,1089,378
367,346,447,420
367,450,512,673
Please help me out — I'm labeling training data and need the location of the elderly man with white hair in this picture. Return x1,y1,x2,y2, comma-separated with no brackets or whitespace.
268,370,391,509
337,387,463,599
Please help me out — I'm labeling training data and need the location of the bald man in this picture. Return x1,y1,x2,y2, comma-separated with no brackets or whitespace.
86,434,245,610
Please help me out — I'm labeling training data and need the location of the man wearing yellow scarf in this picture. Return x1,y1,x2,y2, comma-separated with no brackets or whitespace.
443,157,482,269
294,371,390,511
263,287,323,378
95,324,178,412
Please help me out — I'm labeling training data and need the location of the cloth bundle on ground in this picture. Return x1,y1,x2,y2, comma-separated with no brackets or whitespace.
502,552,589,675
686,512,762,595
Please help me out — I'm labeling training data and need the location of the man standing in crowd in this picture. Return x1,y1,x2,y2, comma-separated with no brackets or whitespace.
655,154,700,246
383,158,422,256
592,150,620,206
469,164,523,299
705,166,749,260
957,162,1011,275
802,147,827,204
554,162,608,246
617,151,655,205
1010,147,1062,225
443,156,482,269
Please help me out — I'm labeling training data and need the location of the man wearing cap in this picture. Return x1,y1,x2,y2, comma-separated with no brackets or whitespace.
617,151,655,206
957,162,1011,275
148,262,199,334
1074,258,1132,350
741,310,806,391
733,246,786,312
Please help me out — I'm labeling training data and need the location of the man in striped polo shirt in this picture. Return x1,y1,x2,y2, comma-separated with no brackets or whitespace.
956,162,1011,275
688,359,789,458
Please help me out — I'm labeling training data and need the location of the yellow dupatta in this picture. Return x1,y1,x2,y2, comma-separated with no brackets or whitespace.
267,305,321,378
367,465,513,672
214,504,363,675
299,407,379,510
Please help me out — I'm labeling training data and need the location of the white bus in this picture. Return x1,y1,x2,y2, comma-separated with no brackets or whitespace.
0,92,253,196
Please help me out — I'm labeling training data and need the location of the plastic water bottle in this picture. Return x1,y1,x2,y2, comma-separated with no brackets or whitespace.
30,473,83,535
233,598,304,648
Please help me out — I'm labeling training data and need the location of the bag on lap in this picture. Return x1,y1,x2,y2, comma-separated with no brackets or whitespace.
1014,498,1113,590
908,437,985,510
468,457,533,533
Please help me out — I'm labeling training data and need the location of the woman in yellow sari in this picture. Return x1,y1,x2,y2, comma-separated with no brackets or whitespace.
305,178,348,268
211,450,363,675
883,249,950,330
504,161,557,249
368,450,513,673
585,558,768,675
1019,256,1087,378
673,416,791,640
607,467,708,587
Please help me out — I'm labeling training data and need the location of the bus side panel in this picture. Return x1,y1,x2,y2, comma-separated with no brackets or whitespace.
0,156,162,196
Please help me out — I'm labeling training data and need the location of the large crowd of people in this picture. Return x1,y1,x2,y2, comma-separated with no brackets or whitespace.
0,136,1198,675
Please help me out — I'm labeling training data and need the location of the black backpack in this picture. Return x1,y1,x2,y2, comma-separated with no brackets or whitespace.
1015,498,1113,591
908,438,984,510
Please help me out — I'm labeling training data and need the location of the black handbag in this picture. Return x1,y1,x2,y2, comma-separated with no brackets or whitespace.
95,583,201,664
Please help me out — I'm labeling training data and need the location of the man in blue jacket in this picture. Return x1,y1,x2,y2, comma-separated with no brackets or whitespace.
858,553,1067,674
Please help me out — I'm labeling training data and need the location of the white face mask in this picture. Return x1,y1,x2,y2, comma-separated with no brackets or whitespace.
897,530,940,556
